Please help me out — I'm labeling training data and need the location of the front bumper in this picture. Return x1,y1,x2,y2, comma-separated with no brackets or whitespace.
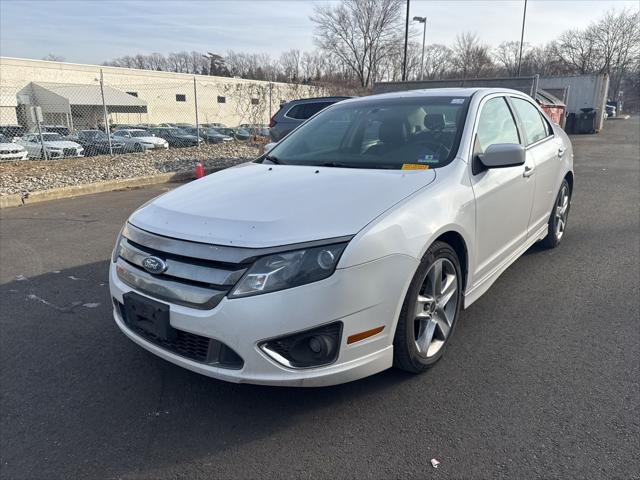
109,253,416,386
0,151,28,161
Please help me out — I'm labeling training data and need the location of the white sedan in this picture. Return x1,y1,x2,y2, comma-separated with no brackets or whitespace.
109,88,574,386
17,133,83,159
111,129,168,152
0,134,28,161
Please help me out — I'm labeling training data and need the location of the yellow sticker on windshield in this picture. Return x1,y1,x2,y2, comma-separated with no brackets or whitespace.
401,164,429,170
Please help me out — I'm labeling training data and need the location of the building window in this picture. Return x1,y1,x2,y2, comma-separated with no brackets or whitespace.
126,91,138,97
217,96,226,104
176,94,186,102
251,98,259,105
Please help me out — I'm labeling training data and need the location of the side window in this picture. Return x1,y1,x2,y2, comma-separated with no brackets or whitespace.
285,104,305,119
511,97,550,145
303,102,331,119
475,97,520,153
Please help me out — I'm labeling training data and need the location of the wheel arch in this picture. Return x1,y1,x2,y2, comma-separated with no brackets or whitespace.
433,230,469,295
564,170,574,193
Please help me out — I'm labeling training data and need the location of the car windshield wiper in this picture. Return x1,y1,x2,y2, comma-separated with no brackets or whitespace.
264,155,284,165
319,161,398,170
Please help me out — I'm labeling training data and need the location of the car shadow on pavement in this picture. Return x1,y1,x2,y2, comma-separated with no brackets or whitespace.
0,261,418,478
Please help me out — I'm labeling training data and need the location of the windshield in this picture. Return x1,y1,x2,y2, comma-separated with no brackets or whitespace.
264,96,470,169
130,131,150,138
41,133,63,141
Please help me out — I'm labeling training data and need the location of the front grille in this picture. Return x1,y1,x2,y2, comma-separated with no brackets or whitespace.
63,148,77,157
116,223,249,309
116,300,243,368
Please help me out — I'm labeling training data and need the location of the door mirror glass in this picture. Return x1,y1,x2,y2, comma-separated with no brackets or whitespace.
479,143,525,169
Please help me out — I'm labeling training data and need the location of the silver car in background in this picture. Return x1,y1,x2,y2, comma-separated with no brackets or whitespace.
16,133,84,159
112,129,169,152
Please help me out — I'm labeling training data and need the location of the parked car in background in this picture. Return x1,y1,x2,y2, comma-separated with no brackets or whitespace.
180,126,233,144
109,88,574,386
112,129,168,152
0,133,28,161
39,125,71,136
148,127,202,148
17,132,83,159
238,123,270,138
0,125,27,141
112,124,146,131
201,122,226,129
216,127,250,141
269,96,350,141
605,104,616,118
67,130,125,156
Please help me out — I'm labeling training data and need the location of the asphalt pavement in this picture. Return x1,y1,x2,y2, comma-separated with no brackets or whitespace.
1,117,638,479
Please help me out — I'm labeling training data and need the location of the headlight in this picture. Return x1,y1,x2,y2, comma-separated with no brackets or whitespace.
230,242,348,298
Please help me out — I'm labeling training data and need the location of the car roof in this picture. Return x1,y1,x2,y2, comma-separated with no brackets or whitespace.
341,87,528,105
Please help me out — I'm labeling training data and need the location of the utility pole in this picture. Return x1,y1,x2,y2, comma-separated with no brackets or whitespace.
402,0,410,81
516,0,528,77
193,77,200,147
99,69,113,156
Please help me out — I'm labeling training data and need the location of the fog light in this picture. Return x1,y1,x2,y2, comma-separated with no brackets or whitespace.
259,322,342,368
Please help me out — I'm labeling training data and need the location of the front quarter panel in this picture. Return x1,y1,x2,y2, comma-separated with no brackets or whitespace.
339,159,475,289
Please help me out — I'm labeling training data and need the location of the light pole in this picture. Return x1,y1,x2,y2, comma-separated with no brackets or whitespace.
413,16,427,81
516,0,528,77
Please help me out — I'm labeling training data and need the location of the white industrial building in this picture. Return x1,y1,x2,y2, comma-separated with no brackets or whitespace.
0,57,321,129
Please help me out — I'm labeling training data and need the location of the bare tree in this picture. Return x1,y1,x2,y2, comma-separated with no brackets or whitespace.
452,32,493,78
423,44,452,80
558,27,599,74
310,0,403,87
280,49,301,82
494,41,528,77
42,53,65,62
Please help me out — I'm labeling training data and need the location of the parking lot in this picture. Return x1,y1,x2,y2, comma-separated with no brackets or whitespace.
0,117,638,479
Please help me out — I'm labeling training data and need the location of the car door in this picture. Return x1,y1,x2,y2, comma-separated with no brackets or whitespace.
509,96,561,236
470,95,536,283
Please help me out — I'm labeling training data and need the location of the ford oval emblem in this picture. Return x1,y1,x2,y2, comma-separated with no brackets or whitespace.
142,256,167,275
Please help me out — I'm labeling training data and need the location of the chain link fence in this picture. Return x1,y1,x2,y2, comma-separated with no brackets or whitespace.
0,67,337,159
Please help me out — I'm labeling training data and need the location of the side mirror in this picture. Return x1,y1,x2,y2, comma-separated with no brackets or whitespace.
264,142,277,153
474,143,525,174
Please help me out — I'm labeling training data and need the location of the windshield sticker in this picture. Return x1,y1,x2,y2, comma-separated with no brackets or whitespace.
451,98,465,104
402,163,429,171
417,154,439,164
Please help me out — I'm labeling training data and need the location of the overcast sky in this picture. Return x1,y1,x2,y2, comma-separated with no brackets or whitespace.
1,0,638,65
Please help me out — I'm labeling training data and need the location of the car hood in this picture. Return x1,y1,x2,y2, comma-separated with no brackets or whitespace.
43,141,81,148
0,142,24,150
129,162,436,248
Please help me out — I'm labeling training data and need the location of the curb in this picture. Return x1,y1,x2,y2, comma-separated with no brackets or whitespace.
0,170,199,209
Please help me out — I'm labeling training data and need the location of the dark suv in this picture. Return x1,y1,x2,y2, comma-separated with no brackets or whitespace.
268,96,350,142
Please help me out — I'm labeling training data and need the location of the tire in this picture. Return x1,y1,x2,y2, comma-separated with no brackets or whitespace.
393,241,463,373
541,178,571,249
133,143,143,153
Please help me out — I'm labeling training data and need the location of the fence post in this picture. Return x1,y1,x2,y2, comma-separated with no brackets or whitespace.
99,69,113,156
193,77,200,147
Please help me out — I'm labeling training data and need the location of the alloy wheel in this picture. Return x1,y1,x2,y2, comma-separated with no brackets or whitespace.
555,183,570,240
414,258,458,358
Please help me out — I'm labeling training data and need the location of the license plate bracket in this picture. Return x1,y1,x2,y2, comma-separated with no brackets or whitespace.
123,292,175,342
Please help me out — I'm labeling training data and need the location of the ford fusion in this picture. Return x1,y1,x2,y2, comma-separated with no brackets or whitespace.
109,88,574,386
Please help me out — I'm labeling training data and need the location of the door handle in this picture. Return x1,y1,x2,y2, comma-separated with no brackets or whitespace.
557,147,566,157
523,165,535,178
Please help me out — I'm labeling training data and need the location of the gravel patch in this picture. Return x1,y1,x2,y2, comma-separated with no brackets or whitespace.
0,142,260,196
